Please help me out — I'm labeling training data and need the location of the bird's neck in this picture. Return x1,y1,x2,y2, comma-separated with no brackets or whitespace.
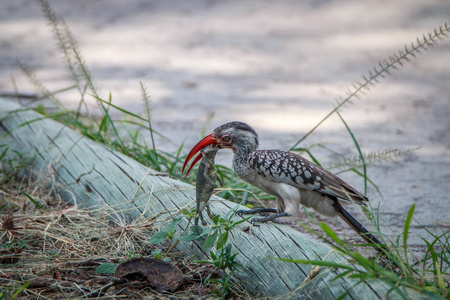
232,144,255,175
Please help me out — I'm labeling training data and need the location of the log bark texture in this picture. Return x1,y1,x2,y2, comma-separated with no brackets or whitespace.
0,99,425,299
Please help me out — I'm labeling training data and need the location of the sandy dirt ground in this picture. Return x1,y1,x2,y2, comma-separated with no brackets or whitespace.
1,0,449,255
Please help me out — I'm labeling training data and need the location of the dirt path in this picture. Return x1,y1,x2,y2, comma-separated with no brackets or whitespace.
1,0,449,254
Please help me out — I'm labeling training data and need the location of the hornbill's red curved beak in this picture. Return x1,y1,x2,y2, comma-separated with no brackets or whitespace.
182,133,218,175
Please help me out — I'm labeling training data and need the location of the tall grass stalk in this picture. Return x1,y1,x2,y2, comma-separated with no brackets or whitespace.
140,81,159,170
289,21,450,151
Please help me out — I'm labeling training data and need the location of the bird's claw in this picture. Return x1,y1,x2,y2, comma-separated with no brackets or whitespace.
237,208,286,225
248,215,287,225
249,216,271,225
236,210,261,225
236,208,277,217
236,209,247,216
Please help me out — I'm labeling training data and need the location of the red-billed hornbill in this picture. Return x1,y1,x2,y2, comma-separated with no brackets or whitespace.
183,121,383,247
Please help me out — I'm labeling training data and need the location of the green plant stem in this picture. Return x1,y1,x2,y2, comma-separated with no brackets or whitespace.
162,218,192,259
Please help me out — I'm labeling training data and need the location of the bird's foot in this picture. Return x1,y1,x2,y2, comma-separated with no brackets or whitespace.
249,212,289,225
236,208,278,216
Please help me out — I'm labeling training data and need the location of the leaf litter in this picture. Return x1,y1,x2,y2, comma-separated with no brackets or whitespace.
0,177,248,299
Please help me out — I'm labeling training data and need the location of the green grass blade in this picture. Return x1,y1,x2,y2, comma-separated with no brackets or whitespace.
0,145,9,161
403,203,416,268
422,237,446,290
26,85,78,106
320,222,344,246
274,257,355,270
336,111,367,194
98,114,109,134
95,97,146,121
12,281,31,299
14,185,46,211
92,93,129,155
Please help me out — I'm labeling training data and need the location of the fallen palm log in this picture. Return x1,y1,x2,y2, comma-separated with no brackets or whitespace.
0,98,426,299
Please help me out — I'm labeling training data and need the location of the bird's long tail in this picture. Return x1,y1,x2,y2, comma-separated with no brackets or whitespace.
334,201,385,252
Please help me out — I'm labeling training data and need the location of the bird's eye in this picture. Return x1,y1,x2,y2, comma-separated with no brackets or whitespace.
222,135,231,143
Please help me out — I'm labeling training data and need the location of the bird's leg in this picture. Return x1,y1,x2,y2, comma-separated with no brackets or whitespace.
236,207,278,216
236,208,288,225
249,212,289,225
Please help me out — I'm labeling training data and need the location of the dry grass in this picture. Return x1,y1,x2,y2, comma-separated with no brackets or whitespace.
0,176,248,299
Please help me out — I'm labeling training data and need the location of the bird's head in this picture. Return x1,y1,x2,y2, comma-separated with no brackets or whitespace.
182,121,258,175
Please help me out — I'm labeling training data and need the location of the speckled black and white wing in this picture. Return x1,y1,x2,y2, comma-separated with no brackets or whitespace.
248,150,368,204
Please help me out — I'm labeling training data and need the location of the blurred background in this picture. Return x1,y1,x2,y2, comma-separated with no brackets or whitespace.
1,0,449,251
